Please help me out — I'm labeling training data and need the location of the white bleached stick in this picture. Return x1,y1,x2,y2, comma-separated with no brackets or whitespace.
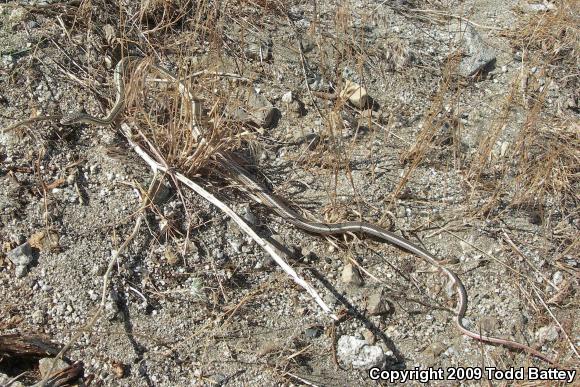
120,123,337,320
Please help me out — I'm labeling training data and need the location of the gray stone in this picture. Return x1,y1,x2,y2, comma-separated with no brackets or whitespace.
342,263,363,286
536,325,559,343
450,21,496,77
337,335,386,369
8,241,33,278
247,91,276,128
525,2,556,12
39,357,68,378
31,309,45,324
366,290,389,315
8,242,32,266
15,265,28,278
304,326,323,339
281,91,293,103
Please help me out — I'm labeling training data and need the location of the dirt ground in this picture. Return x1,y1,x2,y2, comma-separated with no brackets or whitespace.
0,0,578,386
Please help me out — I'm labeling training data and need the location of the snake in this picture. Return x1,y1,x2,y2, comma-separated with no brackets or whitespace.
62,56,555,365
60,56,135,126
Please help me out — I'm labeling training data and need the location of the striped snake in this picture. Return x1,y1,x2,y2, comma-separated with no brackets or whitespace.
62,56,555,365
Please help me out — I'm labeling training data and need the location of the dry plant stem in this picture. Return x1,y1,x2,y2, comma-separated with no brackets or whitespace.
285,13,326,122
149,69,250,84
501,230,560,291
533,285,579,359
35,177,156,387
444,230,546,289
120,123,337,320
408,8,504,31
284,372,321,387
4,372,28,387
1,115,63,133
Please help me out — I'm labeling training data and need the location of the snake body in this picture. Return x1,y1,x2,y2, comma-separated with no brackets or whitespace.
64,56,554,364
60,56,134,126
221,155,554,364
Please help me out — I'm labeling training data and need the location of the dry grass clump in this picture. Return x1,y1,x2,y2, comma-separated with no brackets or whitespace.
511,117,579,213
122,58,249,176
506,1,579,68
468,2,579,221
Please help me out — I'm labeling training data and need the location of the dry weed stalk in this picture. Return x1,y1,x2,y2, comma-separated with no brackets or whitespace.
386,52,462,211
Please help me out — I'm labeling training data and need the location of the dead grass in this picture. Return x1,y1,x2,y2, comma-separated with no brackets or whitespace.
468,1,579,221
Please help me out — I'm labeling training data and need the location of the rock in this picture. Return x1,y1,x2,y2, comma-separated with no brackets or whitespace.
247,91,276,128
552,271,563,286
0,372,25,387
9,7,27,25
7,241,33,278
245,38,272,61
342,263,363,286
102,24,117,45
7,242,32,266
536,325,559,343
525,2,556,12
281,91,305,117
28,230,59,251
366,290,389,315
362,328,376,345
240,204,257,226
337,335,386,369
231,91,276,128
212,373,228,385
304,325,324,339
39,357,68,378
111,361,126,378
422,341,447,359
281,91,293,103
31,309,45,324
340,80,371,109
450,21,496,77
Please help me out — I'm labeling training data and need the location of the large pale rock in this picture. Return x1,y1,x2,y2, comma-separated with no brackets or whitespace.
337,335,386,369
340,80,370,109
